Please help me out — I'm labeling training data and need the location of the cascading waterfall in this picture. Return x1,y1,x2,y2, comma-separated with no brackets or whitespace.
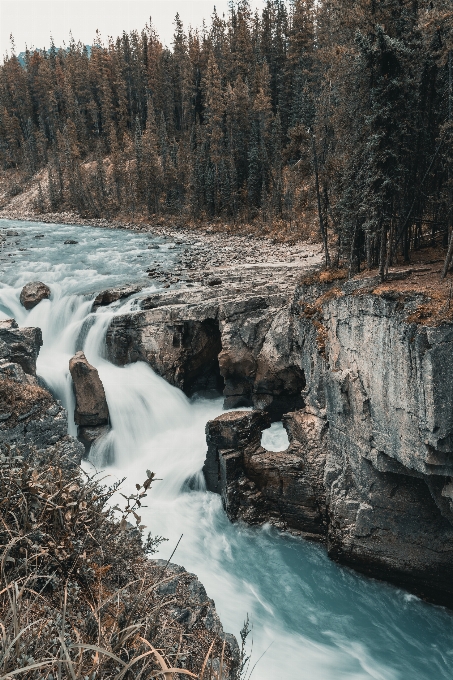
1,218,453,680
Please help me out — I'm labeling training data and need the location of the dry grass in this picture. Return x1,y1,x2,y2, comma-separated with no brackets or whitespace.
0,378,51,409
313,320,328,359
0,447,240,679
404,290,453,325
297,287,343,360
318,269,348,284
349,247,453,325
298,287,343,320
299,268,347,287
0,378,53,426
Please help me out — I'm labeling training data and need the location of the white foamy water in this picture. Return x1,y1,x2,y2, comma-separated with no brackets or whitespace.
261,421,290,452
1,218,453,680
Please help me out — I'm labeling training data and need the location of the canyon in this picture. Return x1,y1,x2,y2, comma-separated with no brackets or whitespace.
101,264,453,608
1,217,452,679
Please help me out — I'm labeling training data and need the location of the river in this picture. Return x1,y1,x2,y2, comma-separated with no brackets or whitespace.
0,217,452,680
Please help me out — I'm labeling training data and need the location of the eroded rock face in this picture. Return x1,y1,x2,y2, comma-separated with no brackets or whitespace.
19,281,51,309
105,285,305,412
204,409,327,538
69,351,109,427
316,292,453,605
200,277,453,605
104,269,453,605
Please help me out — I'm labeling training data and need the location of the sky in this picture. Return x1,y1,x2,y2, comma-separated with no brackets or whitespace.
0,0,264,59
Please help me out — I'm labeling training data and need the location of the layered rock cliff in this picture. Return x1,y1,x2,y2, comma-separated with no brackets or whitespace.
102,267,453,607
105,279,305,419
311,286,453,606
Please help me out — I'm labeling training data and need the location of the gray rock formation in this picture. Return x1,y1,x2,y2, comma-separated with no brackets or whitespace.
0,318,42,375
105,284,304,415
19,281,51,309
69,351,109,450
317,290,453,606
0,319,83,466
103,269,453,606
92,284,143,311
204,409,327,538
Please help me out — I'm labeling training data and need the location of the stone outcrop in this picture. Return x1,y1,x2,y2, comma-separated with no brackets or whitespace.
19,281,51,309
200,277,453,606
0,318,42,376
92,284,143,311
204,409,327,538
103,266,453,606
105,283,305,414
69,351,109,449
317,290,453,606
0,318,83,466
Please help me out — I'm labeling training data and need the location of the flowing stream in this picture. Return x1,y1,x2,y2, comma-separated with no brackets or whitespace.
1,218,452,680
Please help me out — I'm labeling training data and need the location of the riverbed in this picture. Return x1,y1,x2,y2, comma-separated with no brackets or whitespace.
0,217,452,680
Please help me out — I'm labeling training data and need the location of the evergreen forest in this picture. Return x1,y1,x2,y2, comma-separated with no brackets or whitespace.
0,0,452,276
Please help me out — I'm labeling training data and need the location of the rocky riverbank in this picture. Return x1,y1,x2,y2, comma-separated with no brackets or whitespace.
0,209,321,288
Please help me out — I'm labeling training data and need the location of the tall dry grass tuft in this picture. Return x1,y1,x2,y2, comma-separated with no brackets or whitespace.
0,447,241,679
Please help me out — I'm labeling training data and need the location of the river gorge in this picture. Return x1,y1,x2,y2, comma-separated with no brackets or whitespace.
0,217,453,680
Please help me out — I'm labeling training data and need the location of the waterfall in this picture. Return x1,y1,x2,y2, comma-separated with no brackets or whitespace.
0,218,452,680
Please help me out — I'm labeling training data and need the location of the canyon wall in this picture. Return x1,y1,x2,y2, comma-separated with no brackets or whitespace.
103,273,453,606
299,282,453,605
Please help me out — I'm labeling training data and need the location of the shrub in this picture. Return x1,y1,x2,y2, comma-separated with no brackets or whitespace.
0,447,238,679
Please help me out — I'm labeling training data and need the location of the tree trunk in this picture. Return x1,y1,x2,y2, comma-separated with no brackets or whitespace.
442,51,453,279
379,221,387,283
311,132,331,268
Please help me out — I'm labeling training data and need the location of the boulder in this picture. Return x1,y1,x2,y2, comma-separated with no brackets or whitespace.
78,425,109,451
203,409,327,538
19,281,51,310
203,410,270,497
69,351,109,427
0,318,42,375
0,319,82,467
92,285,143,311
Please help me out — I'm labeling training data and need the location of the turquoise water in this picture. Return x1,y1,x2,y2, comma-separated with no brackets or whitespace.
0,218,452,680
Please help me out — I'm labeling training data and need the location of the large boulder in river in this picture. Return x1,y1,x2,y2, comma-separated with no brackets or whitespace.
92,284,143,311
203,409,327,538
19,281,51,310
69,351,109,427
